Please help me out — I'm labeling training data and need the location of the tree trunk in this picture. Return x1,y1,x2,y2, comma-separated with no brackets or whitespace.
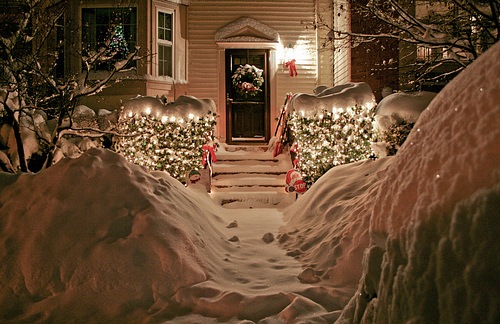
9,111,28,173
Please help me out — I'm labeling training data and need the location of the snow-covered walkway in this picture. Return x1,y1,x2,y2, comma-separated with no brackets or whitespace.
167,205,315,323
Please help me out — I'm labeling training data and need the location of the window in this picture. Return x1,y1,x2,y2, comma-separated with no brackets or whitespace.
82,7,137,71
158,11,173,77
416,45,445,62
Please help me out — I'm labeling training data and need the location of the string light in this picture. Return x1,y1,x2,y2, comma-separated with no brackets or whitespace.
115,110,217,182
288,103,375,186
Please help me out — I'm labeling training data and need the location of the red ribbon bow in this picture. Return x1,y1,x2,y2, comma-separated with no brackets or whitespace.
285,59,298,77
202,144,218,167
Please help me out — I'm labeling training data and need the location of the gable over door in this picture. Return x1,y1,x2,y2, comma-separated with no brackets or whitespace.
226,49,270,144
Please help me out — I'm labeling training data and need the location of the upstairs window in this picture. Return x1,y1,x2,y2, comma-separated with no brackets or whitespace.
82,7,137,71
158,11,173,77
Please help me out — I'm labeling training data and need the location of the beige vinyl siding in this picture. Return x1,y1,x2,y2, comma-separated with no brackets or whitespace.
333,0,350,85
316,0,334,87
187,0,326,109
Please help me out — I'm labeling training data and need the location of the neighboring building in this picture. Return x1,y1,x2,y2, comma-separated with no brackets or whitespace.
339,0,400,100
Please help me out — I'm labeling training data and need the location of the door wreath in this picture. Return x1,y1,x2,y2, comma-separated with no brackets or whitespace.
232,64,264,98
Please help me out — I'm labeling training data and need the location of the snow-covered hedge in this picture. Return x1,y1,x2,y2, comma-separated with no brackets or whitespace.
287,83,377,186
288,104,375,186
0,103,115,172
372,91,436,157
115,96,217,182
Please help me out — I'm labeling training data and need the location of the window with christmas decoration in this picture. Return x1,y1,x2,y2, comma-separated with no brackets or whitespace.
82,7,137,71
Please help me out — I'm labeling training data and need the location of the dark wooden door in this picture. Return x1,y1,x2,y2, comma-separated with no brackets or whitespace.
226,49,269,143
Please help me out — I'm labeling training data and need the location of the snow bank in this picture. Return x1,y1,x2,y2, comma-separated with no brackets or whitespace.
121,94,215,119
338,39,500,323
280,157,393,288
374,91,437,132
288,82,376,117
0,148,347,323
0,148,227,322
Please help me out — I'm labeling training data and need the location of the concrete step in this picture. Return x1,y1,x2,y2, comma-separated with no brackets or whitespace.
210,189,295,208
220,144,268,152
213,160,289,175
215,150,278,162
209,143,294,208
212,173,285,188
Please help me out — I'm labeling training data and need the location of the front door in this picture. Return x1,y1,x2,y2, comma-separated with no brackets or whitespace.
226,49,269,144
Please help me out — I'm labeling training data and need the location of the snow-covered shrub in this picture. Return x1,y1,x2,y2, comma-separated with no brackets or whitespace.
371,91,436,157
372,119,415,156
288,104,375,186
115,110,216,182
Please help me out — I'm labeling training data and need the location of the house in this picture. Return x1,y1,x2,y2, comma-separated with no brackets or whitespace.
36,0,402,144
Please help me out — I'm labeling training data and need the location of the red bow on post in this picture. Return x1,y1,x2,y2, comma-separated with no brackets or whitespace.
202,144,218,167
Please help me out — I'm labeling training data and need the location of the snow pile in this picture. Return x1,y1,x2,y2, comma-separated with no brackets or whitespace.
0,148,346,323
121,94,215,119
374,91,437,132
338,40,500,322
288,82,376,117
0,148,227,322
280,157,393,289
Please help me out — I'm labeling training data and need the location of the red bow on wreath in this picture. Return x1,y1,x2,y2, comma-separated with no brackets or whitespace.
285,59,298,77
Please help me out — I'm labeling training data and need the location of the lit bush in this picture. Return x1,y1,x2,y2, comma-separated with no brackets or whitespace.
288,104,375,186
114,112,216,182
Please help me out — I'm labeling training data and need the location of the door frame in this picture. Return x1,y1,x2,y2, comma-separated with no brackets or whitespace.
225,49,270,144
216,43,279,145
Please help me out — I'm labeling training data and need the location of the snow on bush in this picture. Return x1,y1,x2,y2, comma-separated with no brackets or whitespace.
287,83,377,185
0,101,116,171
288,82,376,116
372,91,437,157
374,91,437,131
115,95,217,182
0,108,50,171
337,39,500,323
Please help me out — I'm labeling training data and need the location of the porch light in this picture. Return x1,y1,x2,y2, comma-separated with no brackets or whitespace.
284,44,295,62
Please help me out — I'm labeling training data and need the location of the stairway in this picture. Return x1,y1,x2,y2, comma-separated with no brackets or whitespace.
210,144,295,208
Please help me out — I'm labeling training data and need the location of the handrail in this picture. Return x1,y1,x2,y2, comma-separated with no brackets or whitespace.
273,93,293,157
274,93,292,136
